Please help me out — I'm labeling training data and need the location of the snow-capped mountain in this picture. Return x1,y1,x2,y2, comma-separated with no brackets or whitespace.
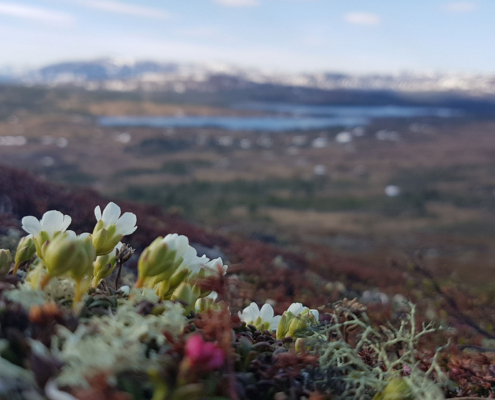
5,58,495,96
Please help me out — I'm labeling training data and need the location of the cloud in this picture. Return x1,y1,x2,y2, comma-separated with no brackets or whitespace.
0,2,74,26
441,1,478,13
344,12,380,26
214,0,259,6
77,0,170,18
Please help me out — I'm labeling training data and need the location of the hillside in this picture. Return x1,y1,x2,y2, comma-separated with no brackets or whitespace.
0,163,402,314
3,163,495,398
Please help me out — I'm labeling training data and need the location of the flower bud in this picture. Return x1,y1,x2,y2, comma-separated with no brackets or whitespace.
92,222,122,256
13,235,36,274
287,315,307,338
67,235,96,303
42,234,79,287
0,249,11,276
189,269,213,299
287,309,317,338
276,313,290,339
294,338,305,353
276,303,319,339
135,237,182,288
92,254,117,288
154,268,190,299
91,243,121,288
195,297,222,313
33,230,50,259
171,282,199,313
376,378,412,400
171,282,195,304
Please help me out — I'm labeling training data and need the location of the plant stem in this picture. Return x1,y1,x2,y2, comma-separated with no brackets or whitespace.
114,260,123,290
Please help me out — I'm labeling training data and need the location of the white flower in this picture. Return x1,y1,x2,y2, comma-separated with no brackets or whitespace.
287,302,319,321
163,234,209,272
162,233,189,255
65,231,91,240
181,247,209,272
94,202,137,236
22,210,72,238
239,302,282,331
204,257,228,275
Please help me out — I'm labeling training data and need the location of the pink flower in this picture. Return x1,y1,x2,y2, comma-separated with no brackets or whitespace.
185,335,224,371
403,365,411,376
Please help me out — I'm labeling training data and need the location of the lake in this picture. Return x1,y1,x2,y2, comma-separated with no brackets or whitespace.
98,103,459,132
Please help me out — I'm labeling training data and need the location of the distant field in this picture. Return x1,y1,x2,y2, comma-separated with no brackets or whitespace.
2,84,495,290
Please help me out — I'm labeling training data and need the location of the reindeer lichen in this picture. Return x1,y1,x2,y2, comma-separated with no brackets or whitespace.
306,302,448,400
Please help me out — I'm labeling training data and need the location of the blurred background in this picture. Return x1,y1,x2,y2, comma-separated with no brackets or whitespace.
2,0,495,294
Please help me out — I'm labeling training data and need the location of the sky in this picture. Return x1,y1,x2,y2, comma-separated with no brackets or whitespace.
0,0,494,74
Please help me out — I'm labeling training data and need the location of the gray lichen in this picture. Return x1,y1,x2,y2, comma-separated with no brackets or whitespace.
306,302,448,400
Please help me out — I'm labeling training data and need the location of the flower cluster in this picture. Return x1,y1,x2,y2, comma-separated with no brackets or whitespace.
0,202,451,400
2,202,230,312
238,301,319,338
134,232,228,313
11,203,138,304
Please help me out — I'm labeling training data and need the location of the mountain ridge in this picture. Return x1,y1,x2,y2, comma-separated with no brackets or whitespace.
4,58,495,96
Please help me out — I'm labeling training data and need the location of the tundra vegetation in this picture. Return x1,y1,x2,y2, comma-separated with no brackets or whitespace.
1,199,494,400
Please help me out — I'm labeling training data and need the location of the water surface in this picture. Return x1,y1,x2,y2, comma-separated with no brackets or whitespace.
98,103,459,131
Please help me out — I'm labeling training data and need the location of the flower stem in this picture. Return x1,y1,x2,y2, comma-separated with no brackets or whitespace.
12,263,19,275
73,281,84,305
134,276,144,289
40,274,52,290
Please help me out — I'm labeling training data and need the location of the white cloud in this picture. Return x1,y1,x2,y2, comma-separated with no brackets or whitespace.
0,3,74,26
214,0,259,6
344,12,380,26
441,1,478,13
77,0,170,18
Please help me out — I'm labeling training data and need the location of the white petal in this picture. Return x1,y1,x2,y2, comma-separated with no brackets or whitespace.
205,257,222,270
207,291,218,301
40,211,64,236
241,302,260,322
61,215,71,232
310,309,319,321
188,255,209,273
101,202,121,226
288,303,305,315
115,242,123,251
196,255,209,267
260,303,274,321
78,232,91,240
21,216,42,236
182,246,197,261
65,230,77,240
115,212,137,235
163,233,178,249
175,235,189,255
94,205,102,221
